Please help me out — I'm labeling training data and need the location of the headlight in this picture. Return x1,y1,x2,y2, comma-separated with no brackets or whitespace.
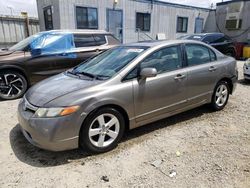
34,106,80,118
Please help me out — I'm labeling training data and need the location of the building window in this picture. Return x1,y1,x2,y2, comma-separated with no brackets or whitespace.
136,13,151,31
177,17,188,33
76,6,98,29
43,6,53,30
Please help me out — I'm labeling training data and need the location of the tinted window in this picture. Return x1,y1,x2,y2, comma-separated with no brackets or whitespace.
94,35,106,45
185,44,211,66
73,34,96,47
141,46,182,74
177,17,188,33
76,7,98,29
136,13,151,31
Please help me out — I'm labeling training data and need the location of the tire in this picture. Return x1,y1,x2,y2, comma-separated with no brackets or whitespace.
210,81,230,111
79,107,125,154
0,71,28,100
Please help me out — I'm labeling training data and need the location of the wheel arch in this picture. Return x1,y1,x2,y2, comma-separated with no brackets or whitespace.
0,66,30,86
79,103,130,135
217,77,233,94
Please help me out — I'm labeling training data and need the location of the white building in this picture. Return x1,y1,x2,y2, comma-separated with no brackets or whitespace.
36,0,211,43
213,0,250,43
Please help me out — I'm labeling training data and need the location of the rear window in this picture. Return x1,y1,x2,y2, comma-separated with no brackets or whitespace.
106,35,121,44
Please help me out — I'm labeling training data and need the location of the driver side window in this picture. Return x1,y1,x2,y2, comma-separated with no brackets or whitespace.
140,45,182,74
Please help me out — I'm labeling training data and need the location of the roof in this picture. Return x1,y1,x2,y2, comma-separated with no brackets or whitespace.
123,40,205,48
39,29,110,35
186,33,223,36
217,0,250,6
134,0,212,11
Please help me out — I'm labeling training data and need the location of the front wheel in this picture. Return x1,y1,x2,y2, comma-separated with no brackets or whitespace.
210,81,230,111
80,107,125,154
0,71,28,100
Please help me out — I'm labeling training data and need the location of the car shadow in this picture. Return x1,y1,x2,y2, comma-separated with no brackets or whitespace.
238,79,250,86
10,105,214,168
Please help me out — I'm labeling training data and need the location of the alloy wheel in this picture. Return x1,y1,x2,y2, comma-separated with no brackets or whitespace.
88,113,120,148
215,84,228,107
0,73,25,99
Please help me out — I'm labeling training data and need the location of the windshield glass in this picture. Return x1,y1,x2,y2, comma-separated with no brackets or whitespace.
72,46,147,79
9,34,40,51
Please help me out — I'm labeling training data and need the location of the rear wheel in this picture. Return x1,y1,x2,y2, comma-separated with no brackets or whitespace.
0,71,27,100
210,81,230,111
80,107,125,153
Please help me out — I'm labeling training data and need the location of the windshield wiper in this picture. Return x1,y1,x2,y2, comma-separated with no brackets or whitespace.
75,71,96,79
67,70,109,80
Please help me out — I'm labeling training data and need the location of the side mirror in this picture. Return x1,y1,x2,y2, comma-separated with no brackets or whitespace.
140,68,157,79
31,48,42,56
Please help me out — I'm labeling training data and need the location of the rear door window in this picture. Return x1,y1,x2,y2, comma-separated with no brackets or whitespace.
73,34,96,47
185,44,212,66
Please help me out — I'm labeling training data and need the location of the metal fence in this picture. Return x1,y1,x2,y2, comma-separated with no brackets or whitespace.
0,15,40,49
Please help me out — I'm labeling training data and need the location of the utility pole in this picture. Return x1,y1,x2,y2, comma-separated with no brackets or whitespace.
21,12,30,37
7,6,14,16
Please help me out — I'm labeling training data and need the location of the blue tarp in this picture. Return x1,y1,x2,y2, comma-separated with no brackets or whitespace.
30,32,77,58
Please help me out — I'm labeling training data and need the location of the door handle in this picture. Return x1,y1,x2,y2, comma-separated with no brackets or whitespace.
209,66,217,72
174,74,186,80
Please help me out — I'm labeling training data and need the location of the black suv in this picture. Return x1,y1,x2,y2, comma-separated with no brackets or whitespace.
178,33,236,58
0,30,120,100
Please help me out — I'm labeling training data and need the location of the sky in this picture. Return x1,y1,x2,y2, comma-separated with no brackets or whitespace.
0,0,228,17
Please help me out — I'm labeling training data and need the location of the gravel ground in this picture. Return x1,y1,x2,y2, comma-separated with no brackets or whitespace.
0,61,249,188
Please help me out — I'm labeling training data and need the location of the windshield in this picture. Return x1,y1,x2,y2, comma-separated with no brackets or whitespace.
9,34,40,51
71,46,147,79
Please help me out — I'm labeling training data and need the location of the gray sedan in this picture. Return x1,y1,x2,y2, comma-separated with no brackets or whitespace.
18,40,238,153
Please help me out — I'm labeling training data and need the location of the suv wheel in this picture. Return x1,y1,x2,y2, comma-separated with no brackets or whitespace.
211,81,230,111
80,107,125,153
0,71,28,100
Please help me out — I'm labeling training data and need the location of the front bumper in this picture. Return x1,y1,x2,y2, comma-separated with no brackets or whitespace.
17,98,85,151
243,65,250,80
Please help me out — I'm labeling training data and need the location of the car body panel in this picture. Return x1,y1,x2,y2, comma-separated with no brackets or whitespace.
132,68,188,123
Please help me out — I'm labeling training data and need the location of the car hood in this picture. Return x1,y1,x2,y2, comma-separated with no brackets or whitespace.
0,50,25,62
25,73,102,107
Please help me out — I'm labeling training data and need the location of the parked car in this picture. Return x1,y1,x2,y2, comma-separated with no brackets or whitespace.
243,58,250,81
18,40,238,153
0,30,120,100
178,33,236,58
